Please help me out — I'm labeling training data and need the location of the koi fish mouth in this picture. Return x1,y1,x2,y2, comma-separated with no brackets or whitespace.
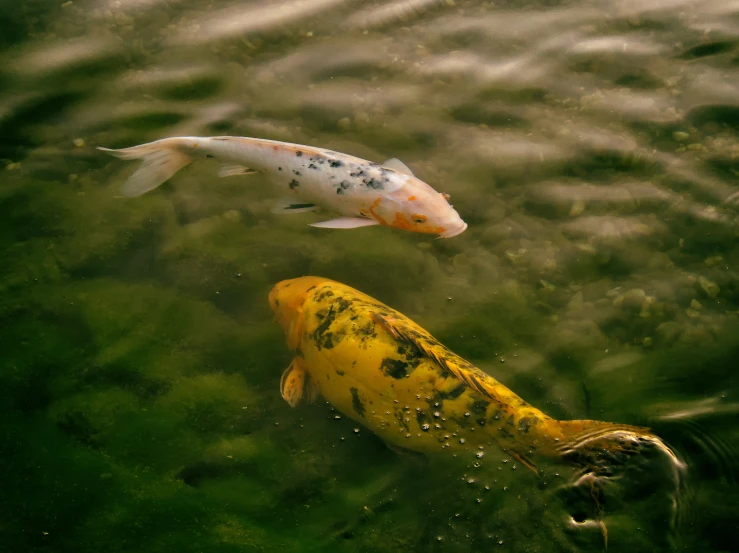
439,222,468,239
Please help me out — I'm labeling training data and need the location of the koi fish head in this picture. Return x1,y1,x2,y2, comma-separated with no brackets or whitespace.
269,276,327,349
368,178,467,238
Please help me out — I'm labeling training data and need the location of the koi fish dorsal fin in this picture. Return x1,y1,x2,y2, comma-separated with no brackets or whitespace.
370,312,497,401
382,158,414,176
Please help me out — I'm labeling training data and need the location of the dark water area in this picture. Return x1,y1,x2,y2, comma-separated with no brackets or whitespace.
1,0,739,551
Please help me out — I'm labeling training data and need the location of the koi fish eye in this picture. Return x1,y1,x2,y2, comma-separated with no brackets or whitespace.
412,214,427,224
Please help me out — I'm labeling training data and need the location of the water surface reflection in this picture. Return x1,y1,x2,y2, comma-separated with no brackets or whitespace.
1,0,738,551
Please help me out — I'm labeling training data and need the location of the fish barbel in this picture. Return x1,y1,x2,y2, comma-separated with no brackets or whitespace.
269,276,683,476
98,136,467,238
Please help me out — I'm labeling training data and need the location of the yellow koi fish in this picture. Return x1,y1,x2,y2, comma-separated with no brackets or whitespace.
269,276,682,476
99,136,467,238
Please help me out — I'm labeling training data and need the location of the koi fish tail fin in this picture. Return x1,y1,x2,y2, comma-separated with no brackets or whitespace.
98,138,194,197
553,419,685,473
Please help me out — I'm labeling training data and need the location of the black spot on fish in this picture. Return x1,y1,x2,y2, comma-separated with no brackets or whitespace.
308,163,318,170
396,342,421,366
350,170,365,177
335,298,351,313
278,167,282,171
446,382,467,400
518,416,537,433
289,179,300,190
306,285,317,293
470,399,490,416
315,289,334,302
356,321,376,346
365,178,383,190
488,409,504,425
274,299,280,306
313,297,349,350
336,180,352,195
330,160,342,168
313,306,337,349
296,151,303,157
350,387,365,417
380,358,414,380
453,413,473,429
336,370,345,376
284,203,315,210
293,170,302,176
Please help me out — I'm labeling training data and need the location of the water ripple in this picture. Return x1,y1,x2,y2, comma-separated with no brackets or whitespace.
168,0,352,45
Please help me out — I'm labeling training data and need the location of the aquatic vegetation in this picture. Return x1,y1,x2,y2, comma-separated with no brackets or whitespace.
3,0,739,551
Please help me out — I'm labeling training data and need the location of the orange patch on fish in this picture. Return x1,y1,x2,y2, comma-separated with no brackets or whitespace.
391,211,444,234
368,197,387,225
408,195,416,201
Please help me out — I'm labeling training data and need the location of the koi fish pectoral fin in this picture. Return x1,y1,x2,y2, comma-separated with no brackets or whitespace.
218,164,258,177
382,158,414,176
280,359,306,407
309,217,380,229
280,358,319,407
271,198,319,214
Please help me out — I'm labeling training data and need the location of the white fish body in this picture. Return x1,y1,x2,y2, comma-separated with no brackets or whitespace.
98,136,467,238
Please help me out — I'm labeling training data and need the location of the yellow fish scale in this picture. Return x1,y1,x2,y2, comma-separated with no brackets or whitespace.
271,277,681,475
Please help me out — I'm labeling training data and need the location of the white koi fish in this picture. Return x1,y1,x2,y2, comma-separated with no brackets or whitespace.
98,136,467,238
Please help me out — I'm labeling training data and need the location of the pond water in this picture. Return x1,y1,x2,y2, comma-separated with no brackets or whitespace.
2,0,738,551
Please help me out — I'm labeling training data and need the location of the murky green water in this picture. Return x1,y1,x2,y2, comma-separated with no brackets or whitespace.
2,0,739,551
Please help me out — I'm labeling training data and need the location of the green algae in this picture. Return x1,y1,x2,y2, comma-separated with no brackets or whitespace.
3,0,739,551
